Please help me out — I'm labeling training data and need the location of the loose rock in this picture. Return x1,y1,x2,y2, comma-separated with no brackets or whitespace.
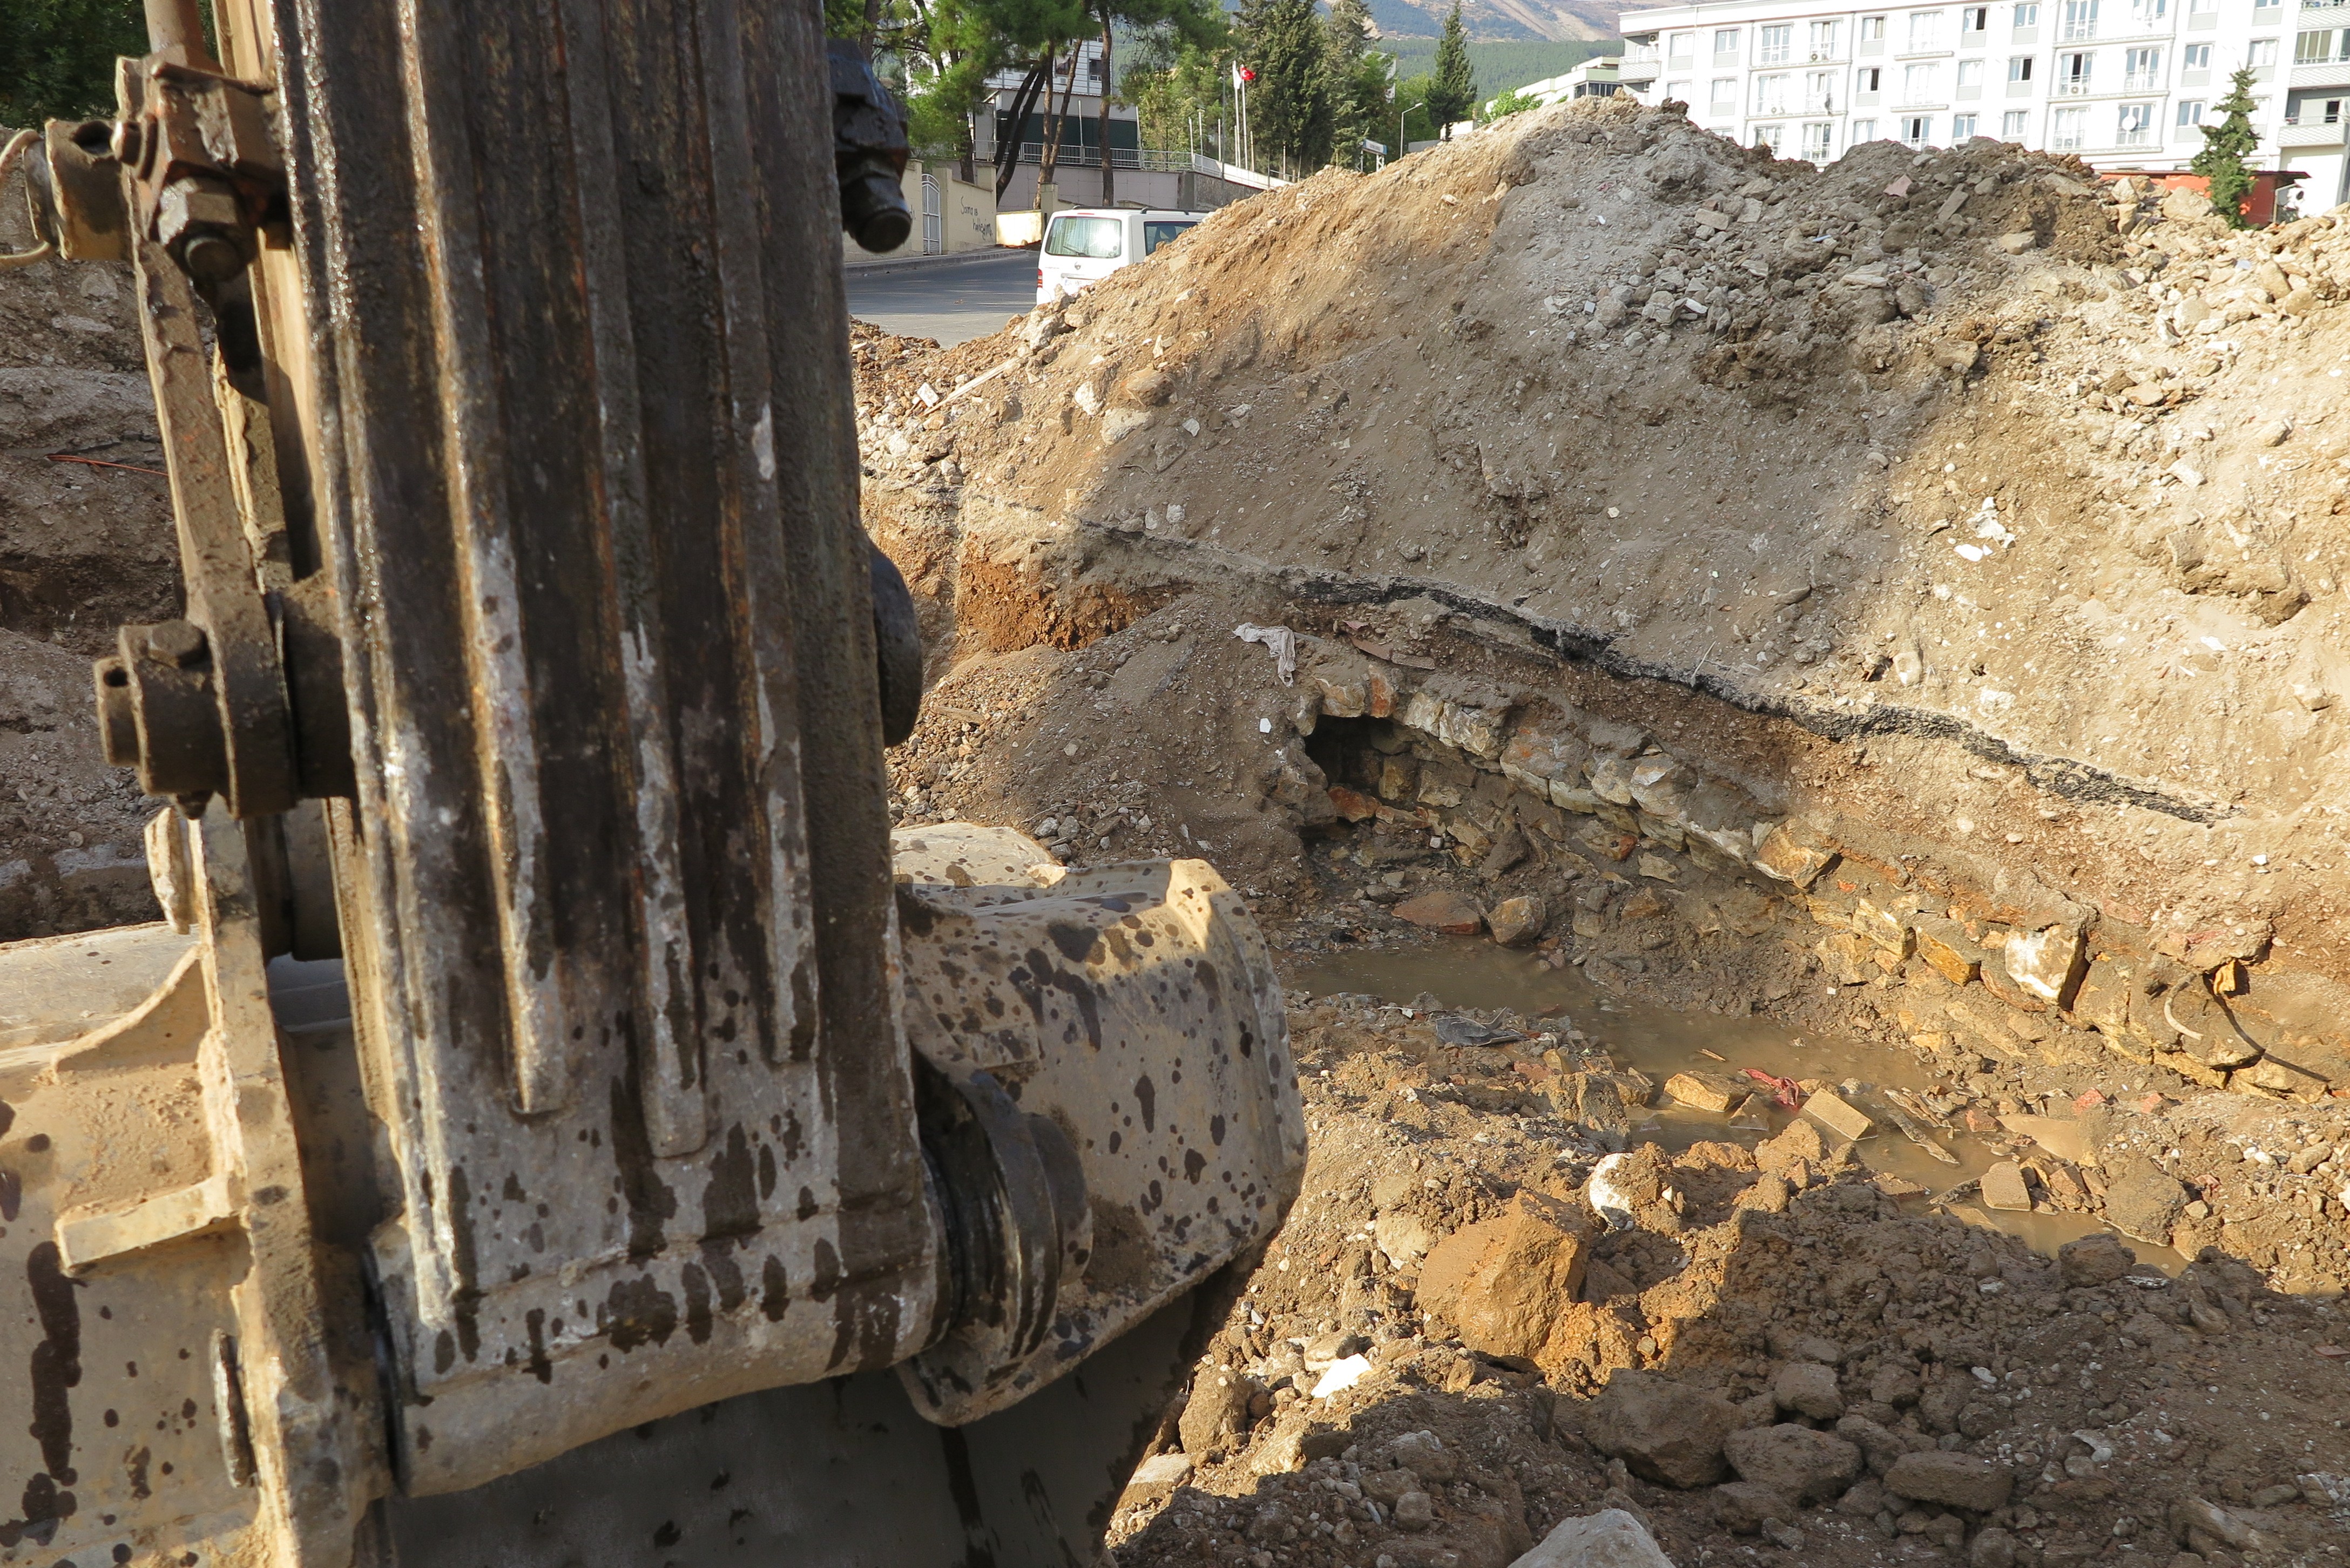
1585,1370,1745,1489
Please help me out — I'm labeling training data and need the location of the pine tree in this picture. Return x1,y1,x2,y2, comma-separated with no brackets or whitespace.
1239,0,1332,175
2190,67,2260,229
1426,3,1475,138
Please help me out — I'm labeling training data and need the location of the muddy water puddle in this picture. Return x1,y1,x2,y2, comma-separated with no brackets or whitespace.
1288,943,2174,1272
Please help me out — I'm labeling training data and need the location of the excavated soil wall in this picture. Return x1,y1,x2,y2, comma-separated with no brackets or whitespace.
857,95,2350,1112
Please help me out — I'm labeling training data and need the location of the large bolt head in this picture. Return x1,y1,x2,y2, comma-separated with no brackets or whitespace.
156,180,252,284
144,619,209,668
179,232,245,285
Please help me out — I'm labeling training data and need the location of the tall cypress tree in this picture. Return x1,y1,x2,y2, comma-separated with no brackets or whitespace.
1239,0,1332,175
2189,67,2260,229
1323,0,1392,168
1426,3,1475,138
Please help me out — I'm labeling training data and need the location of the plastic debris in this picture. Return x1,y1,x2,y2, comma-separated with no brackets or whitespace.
1234,622,1299,685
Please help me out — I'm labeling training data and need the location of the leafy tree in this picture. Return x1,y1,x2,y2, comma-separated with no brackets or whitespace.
1119,35,1226,156
2190,66,2260,229
894,0,1091,199
1239,0,1331,176
1477,85,1541,124
1086,0,1220,202
1323,0,1393,169
1425,3,1475,138
1,0,148,127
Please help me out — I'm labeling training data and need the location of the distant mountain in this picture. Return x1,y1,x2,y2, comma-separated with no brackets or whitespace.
1375,36,1620,94
1365,0,1638,43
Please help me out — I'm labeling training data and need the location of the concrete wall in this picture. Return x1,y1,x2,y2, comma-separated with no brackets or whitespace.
846,160,998,263
993,163,1189,214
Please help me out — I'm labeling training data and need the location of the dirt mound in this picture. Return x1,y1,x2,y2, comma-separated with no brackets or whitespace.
859,94,2350,949
856,94,2350,1094
1101,999,2350,1568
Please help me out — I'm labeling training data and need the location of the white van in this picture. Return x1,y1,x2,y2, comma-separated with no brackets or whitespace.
1035,208,1209,303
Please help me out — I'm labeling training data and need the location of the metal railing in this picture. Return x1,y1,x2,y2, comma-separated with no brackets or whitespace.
1001,143,1193,171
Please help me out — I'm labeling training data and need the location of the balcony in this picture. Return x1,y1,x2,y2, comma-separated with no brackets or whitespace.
2294,60,2350,88
2052,79,2096,96
2123,72,2162,91
2279,114,2349,146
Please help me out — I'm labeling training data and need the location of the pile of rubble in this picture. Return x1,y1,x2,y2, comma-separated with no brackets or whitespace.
1103,1001,2350,1568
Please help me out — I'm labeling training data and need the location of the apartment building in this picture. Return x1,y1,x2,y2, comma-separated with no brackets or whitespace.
1614,1,2350,215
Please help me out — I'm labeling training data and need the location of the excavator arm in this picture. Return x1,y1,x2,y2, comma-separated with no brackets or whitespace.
0,4,1302,1563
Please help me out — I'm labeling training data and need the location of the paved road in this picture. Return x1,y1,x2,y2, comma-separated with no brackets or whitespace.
845,250,1038,346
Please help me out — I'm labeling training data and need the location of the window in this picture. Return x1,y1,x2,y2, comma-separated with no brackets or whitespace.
1905,62,1942,100
1754,73,1794,113
2013,2,2040,24
1959,58,1986,85
1853,117,1880,140
1758,24,1792,63
2058,50,2093,92
2248,38,2278,67
1711,77,1739,107
2050,104,2086,146
1670,31,1696,59
1142,220,1195,256
2125,46,2160,88
1909,10,1945,51
2116,100,2153,145
2061,0,2098,42
1859,65,1885,91
2002,109,2030,136
2252,0,2280,13
1714,28,1741,55
1902,113,1934,145
1862,16,1887,41
2128,0,2166,24
1953,111,1980,137
1806,70,1839,109
1962,6,1989,36
2009,55,2035,80
2175,98,2204,125
1809,20,1844,59
1664,78,1693,102
1045,215,1123,259
2300,30,2350,66
1804,121,1835,159
1755,124,1787,153
2183,42,2210,68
